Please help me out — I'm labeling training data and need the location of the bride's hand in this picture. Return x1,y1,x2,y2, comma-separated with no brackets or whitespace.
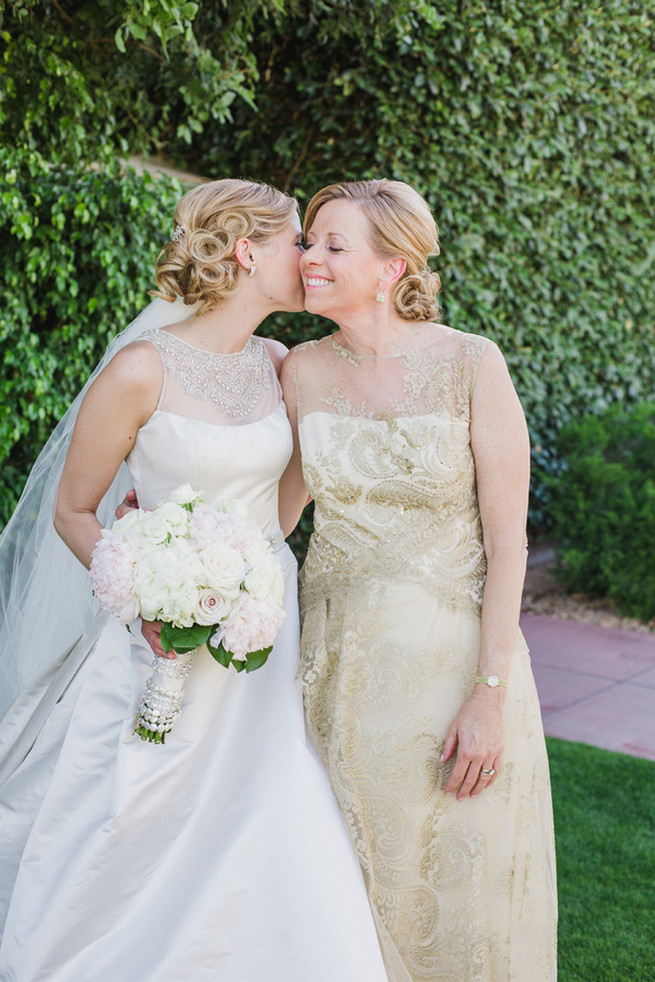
440,690,506,800
115,489,139,521
141,620,175,660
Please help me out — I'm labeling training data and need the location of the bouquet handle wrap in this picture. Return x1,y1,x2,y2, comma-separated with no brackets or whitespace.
134,651,194,743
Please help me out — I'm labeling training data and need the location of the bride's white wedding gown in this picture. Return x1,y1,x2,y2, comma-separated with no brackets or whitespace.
0,331,387,982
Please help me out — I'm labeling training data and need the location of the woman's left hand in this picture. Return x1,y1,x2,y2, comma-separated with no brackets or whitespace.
440,690,506,800
115,489,139,521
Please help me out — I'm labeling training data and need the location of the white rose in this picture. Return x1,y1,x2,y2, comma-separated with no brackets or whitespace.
243,558,285,606
194,588,232,626
135,542,201,626
198,541,245,599
245,540,273,566
142,501,190,544
169,483,203,508
111,508,146,536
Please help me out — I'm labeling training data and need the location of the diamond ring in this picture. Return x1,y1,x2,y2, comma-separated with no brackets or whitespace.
481,767,496,775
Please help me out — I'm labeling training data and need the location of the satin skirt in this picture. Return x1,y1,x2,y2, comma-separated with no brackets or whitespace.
0,548,387,981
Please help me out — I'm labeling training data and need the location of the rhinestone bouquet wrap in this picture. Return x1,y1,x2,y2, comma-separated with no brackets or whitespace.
90,484,286,745
135,651,193,743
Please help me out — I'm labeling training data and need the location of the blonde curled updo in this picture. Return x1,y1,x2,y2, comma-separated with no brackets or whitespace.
153,179,298,314
303,179,442,322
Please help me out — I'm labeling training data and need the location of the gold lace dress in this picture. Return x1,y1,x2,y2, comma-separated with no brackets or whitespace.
291,329,557,982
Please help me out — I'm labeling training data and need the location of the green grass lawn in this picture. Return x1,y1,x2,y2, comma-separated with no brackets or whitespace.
548,738,655,982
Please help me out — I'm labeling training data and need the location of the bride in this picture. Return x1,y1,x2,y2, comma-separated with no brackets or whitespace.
0,179,387,980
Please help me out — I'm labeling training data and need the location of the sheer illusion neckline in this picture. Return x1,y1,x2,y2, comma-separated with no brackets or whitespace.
330,325,455,361
144,329,272,419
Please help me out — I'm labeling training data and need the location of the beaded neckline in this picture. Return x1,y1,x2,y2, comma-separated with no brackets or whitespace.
158,330,257,358
144,329,270,418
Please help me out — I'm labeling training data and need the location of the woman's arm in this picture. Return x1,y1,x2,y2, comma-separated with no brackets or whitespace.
278,351,311,537
471,342,530,681
442,341,530,799
54,341,162,568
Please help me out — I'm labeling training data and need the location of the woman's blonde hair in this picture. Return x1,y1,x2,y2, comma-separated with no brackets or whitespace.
153,179,298,314
303,179,441,322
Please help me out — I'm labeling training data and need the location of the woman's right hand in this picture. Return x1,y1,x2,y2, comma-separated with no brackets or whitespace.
141,620,175,659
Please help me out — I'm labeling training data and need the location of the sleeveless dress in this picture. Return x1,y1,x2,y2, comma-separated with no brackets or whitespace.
290,330,558,982
0,331,388,981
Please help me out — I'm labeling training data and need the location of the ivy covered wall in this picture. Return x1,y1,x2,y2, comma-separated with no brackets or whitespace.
2,1,654,526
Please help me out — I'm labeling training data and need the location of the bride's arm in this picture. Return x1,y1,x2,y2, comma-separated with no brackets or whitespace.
54,341,162,568
278,351,311,537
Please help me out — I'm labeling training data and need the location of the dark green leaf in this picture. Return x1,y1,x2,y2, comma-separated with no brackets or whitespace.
160,621,212,654
244,646,272,673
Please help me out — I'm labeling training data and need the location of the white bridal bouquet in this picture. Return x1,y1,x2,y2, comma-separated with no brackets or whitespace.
89,484,285,744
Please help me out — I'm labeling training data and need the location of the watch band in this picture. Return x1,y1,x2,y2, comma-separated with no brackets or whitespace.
475,674,508,689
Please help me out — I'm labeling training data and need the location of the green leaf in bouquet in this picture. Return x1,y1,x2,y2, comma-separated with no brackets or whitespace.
207,640,272,673
207,639,233,669
244,646,272,673
160,622,212,655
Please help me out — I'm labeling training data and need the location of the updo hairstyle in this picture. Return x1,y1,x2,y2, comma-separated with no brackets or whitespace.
153,179,298,314
303,179,442,322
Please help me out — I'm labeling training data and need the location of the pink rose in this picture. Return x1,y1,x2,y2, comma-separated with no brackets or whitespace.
188,505,227,550
217,594,285,660
90,533,140,624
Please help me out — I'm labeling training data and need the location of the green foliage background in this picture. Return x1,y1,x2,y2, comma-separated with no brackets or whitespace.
1,0,654,530
548,402,655,622
0,150,182,523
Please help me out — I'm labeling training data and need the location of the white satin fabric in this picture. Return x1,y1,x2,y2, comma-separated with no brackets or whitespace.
0,372,387,979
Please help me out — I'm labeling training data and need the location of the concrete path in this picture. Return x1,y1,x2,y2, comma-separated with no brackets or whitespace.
521,613,655,761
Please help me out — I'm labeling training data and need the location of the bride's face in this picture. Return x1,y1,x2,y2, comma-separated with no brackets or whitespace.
255,217,306,313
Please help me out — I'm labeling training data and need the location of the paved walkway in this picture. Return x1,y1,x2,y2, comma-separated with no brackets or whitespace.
520,613,655,761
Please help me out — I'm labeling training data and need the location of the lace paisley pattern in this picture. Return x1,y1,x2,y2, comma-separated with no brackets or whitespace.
292,329,557,982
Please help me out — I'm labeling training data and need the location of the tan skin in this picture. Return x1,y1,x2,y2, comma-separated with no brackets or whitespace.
56,217,305,658
278,198,531,801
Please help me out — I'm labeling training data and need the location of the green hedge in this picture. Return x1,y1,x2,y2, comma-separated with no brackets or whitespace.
548,402,655,622
2,1,655,538
187,0,655,525
0,149,182,524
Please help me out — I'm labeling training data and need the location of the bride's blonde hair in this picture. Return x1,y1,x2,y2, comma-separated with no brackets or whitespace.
303,179,442,322
153,179,298,314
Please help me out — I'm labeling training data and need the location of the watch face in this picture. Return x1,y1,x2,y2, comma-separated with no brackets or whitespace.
487,675,499,687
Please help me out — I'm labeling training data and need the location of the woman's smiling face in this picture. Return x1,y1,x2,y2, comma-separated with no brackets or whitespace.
300,199,387,319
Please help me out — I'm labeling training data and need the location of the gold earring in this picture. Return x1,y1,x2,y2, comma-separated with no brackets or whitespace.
249,264,256,277
376,290,385,303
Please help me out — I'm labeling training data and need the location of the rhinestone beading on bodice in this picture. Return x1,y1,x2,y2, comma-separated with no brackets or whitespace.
144,330,271,418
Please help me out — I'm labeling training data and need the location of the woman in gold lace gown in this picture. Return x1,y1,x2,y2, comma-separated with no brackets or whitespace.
280,180,557,981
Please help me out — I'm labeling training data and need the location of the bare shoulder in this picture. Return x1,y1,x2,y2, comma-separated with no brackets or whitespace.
471,337,525,424
261,336,289,376
476,337,508,375
90,338,163,403
104,337,162,374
